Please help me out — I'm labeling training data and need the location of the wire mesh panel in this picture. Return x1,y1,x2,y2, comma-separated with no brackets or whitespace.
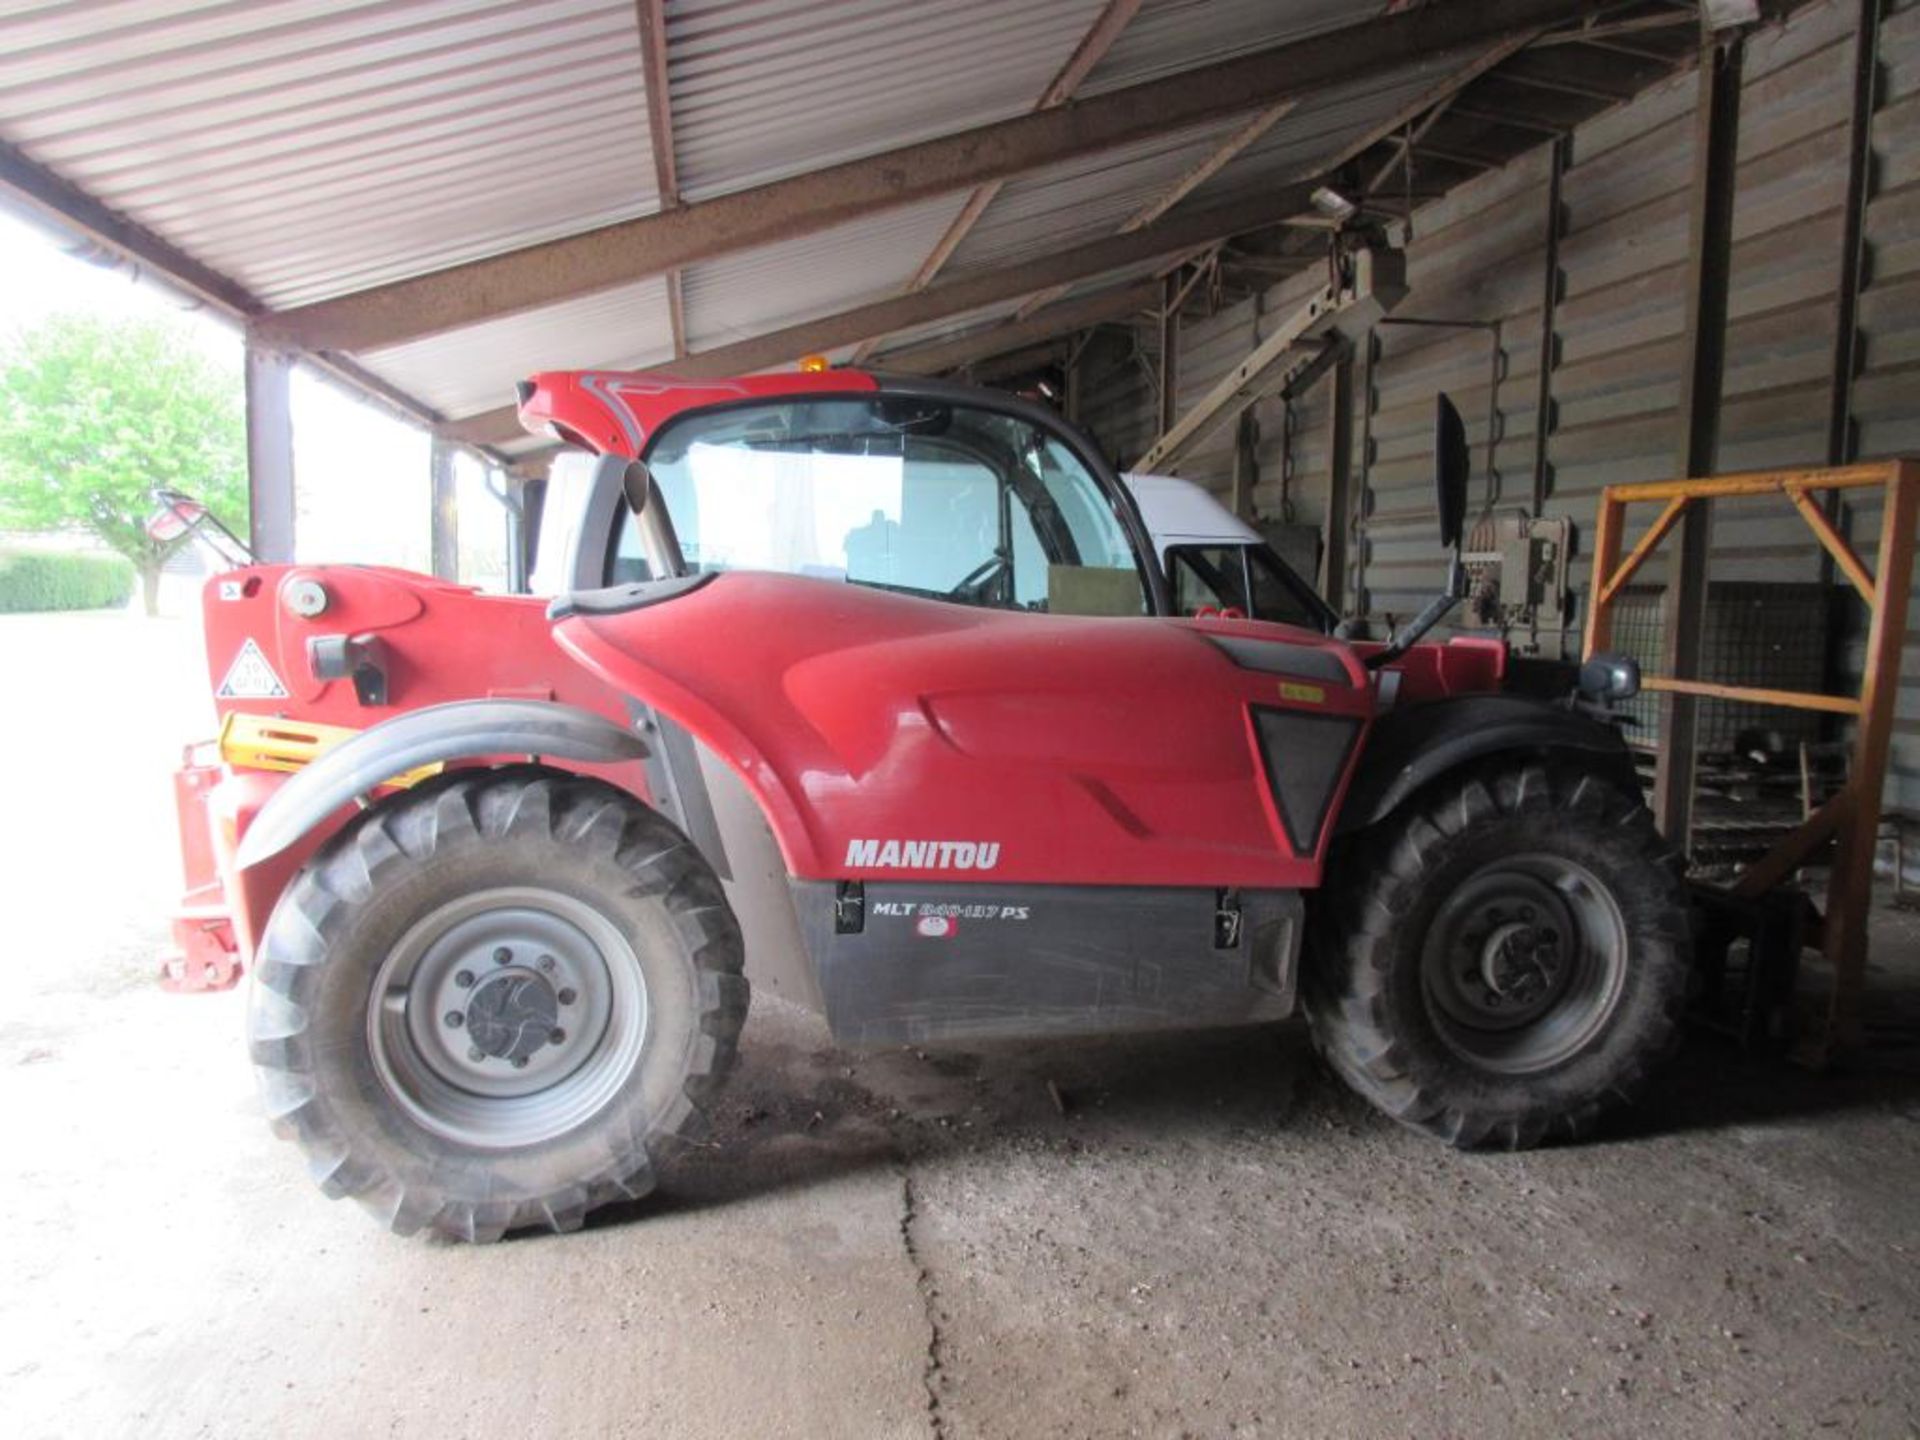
1609,581,1837,751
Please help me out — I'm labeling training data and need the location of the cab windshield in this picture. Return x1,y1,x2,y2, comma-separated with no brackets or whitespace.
617,396,1148,616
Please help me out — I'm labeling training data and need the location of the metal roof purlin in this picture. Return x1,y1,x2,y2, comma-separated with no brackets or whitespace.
633,0,687,360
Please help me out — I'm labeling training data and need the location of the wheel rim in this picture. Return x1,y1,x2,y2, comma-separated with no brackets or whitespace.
1419,853,1628,1075
367,886,649,1149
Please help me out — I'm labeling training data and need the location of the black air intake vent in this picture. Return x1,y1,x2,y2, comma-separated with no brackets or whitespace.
1252,707,1361,857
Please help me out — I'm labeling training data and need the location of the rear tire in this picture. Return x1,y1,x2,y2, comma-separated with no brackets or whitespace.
1306,761,1688,1149
248,768,747,1241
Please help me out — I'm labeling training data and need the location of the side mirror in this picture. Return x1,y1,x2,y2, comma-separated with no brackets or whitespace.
1434,393,1469,552
622,460,652,516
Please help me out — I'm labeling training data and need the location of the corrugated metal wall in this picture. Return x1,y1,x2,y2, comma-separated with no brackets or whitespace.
1851,0,1920,804
1077,0,1920,805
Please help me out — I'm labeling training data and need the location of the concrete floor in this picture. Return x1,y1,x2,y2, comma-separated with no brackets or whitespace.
4,611,1918,1439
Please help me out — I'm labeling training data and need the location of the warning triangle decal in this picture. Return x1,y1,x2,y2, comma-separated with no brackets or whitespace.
217,637,289,700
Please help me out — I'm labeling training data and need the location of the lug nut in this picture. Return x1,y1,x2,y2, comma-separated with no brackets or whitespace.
539,954,557,972
557,987,577,1006
445,1011,464,1029
549,1028,566,1046
493,947,512,965
511,1056,529,1069
468,1046,486,1063
455,970,475,989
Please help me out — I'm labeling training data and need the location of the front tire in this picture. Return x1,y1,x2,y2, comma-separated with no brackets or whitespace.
1306,761,1689,1148
248,768,747,1241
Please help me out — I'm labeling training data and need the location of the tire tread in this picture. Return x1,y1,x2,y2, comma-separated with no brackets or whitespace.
248,768,746,1240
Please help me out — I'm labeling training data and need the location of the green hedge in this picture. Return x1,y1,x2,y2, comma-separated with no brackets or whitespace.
0,550,136,614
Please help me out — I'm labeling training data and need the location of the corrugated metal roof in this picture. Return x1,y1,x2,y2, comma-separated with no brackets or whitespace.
0,0,1560,439
0,0,660,307
1082,0,1387,93
943,117,1250,278
360,278,677,418
1180,54,1485,211
681,194,970,349
940,52,1463,289
663,0,1114,200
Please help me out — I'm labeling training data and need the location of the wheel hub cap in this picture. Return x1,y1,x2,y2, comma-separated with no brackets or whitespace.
1419,852,1629,1075
466,971,561,1063
367,887,649,1149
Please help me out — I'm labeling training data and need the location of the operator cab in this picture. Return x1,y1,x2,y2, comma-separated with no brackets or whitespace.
595,391,1155,618
529,379,1340,636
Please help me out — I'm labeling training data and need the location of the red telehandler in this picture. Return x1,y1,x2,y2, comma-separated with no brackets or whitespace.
169,368,1681,1240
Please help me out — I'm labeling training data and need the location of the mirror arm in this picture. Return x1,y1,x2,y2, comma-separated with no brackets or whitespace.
1363,548,1467,671
637,479,689,578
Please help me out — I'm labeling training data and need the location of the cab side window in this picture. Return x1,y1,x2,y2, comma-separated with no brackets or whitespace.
1169,544,1329,631
1246,548,1325,631
1169,546,1250,616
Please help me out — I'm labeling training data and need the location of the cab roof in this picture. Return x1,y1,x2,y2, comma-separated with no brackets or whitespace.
517,369,881,459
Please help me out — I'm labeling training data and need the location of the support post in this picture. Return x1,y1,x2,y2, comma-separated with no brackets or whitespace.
1322,344,1353,606
430,438,459,581
1825,0,1880,472
1530,134,1567,517
1353,328,1380,617
1818,460,1919,1053
1653,33,1743,843
1157,271,1181,438
245,344,295,563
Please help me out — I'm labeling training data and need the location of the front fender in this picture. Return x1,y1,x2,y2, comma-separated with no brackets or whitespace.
1336,693,1637,833
233,699,648,869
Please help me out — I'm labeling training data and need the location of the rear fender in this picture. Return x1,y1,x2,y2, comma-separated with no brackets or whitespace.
1336,693,1637,834
233,699,649,869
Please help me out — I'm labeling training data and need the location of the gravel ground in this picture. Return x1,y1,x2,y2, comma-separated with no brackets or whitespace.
2,610,1917,1439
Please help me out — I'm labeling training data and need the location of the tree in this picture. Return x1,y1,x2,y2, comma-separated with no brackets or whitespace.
0,312,247,615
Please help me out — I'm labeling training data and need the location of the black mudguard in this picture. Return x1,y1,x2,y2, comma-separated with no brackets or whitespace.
234,699,648,869
1336,693,1638,834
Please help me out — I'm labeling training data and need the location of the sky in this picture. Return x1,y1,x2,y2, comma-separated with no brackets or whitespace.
0,206,504,578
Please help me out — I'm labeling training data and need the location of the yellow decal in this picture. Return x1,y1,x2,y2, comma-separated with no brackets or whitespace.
219,712,441,788
1278,681,1326,705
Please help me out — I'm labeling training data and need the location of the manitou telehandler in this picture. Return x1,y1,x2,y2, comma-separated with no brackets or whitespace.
170,368,1679,1241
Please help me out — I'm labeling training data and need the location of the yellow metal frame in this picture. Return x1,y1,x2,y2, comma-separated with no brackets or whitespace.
218,713,442,789
1582,458,1920,1059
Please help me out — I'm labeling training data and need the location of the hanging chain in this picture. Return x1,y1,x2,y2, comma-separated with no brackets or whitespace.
1278,395,1297,524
